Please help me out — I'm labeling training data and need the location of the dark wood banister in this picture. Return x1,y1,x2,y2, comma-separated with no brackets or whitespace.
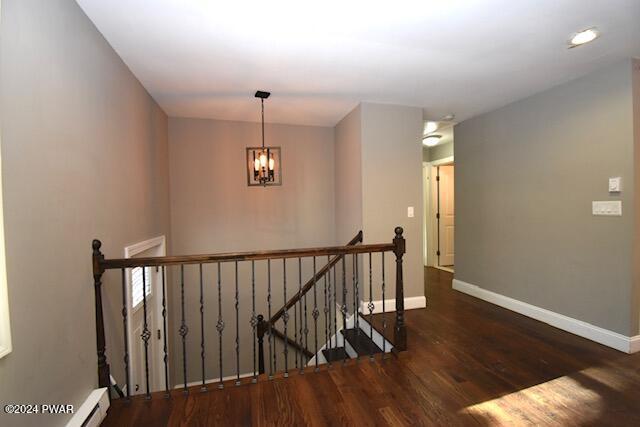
97,234,386,271
92,227,405,391
268,230,362,326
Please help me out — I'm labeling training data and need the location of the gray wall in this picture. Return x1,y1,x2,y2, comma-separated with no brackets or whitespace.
0,0,170,425
455,60,636,336
167,117,335,382
335,105,363,243
360,103,425,300
423,142,454,163
633,58,640,334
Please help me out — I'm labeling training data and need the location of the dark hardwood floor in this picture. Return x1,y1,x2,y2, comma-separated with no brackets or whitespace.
104,268,640,426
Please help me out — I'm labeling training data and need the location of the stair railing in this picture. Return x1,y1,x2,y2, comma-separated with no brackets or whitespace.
91,227,406,400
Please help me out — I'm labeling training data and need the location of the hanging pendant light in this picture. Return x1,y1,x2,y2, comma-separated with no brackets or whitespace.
247,91,281,186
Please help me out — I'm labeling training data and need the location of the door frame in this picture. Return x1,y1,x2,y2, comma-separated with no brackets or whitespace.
423,156,454,269
124,235,167,393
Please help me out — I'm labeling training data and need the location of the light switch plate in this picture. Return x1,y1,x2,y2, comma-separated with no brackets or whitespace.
592,201,622,216
407,206,414,218
609,177,622,193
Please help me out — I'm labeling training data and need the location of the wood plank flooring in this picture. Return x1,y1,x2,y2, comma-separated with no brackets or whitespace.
104,267,640,426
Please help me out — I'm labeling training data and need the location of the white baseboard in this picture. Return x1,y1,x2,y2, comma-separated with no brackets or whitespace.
452,278,640,354
360,296,426,315
66,387,109,427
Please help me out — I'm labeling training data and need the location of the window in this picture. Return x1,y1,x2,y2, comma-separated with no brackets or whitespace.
131,266,152,309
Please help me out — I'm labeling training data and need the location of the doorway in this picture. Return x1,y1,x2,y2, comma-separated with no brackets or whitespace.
124,236,167,395
423,157,455,273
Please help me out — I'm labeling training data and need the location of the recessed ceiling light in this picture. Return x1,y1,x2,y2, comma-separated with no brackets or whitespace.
442,113,456,122
424,121,438,135
422,134,442,147
569,28,599,47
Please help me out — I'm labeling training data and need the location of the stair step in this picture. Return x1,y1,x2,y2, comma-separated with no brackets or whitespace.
322,347,350,362
341,328,383,356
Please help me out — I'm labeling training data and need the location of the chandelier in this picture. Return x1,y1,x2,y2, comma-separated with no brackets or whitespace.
247,91,281,186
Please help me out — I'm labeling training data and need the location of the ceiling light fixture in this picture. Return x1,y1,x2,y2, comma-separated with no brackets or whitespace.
247,91,282,186
569,28,599,48
424,121,438,135
422,134,442,147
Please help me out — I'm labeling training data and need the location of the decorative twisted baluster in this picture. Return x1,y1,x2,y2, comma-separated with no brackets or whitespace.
199,264,206,392
141,267,151,399
267,260,274,379
341,257,348,364
298,258,304,374
294,259,299,371
353,253,359,339
312,257,319,371
368,252,375,361
333,264,337,363
216,263,224,389
250,261,258,383
234,261,241,386
323,256,330,366
381,252,386,357
161,266,169,396
179,265,188,395
120,269,130,400
282,258,289,377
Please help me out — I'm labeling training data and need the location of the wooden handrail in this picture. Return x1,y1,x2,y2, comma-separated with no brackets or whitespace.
97,234,379,271
268,231,362,325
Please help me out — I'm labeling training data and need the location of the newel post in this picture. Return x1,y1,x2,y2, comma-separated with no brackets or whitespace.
256,314,266,375
393,227,407,351
92,240,111,392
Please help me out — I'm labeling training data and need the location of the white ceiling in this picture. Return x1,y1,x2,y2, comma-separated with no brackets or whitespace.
76,0,640,127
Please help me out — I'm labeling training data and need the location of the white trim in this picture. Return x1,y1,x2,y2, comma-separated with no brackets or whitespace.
124,236,167,393
66,388,109,427
0,113,11,358
452,278,640,354
360,296,426,315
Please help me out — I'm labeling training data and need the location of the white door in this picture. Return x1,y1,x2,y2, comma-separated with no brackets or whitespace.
125,237,166,395
438,165,455,266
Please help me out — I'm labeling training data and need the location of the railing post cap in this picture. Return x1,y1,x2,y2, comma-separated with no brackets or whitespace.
394,227,404,237
92,239,102,252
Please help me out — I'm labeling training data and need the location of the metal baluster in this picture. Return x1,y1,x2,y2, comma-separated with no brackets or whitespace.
312,257,319,371
235,261,240,386
298,258,304,374
354,253,359,336
333,263,337,363
251,261,258,383
324,256,330,366
282,259,289,377
161,266,169,397
141,267,151,399
368,253,374,361
121,269,131,400
294,259,299,371
341,257,348,364
303,265,309,363
179,265,188,395
216,263,224,389
267,260,274,379
199,264,206,392
381,252,386,358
